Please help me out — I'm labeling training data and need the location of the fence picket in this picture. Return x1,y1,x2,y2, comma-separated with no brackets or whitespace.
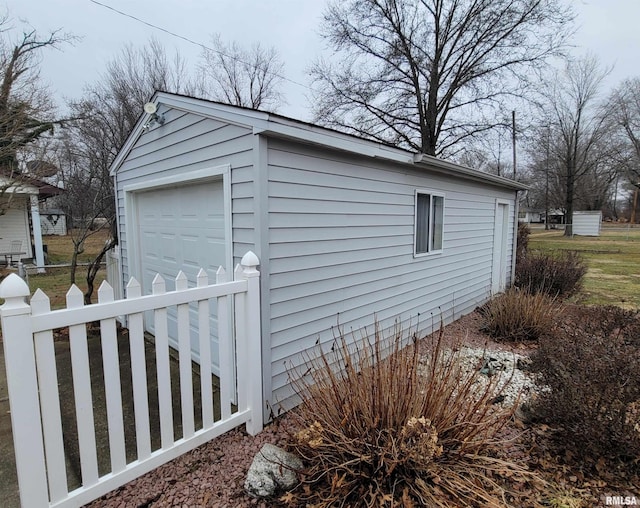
126,278,151,460
197,269,214,429
216,267,232,420
66,284,99,486
98,281,126,473
32,289,68,502
176,271,195,438
152,274,174,449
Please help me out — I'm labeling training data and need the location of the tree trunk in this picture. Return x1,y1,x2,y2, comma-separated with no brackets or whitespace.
564,169,575,237
70,249,78,285
84,237,117,305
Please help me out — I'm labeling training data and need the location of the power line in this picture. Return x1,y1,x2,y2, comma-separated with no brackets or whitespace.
87,0,313,93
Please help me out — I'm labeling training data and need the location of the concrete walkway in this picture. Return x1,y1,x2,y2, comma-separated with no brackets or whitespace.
0,332,220,507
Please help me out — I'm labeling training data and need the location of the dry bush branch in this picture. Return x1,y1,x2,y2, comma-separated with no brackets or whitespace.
286,320,543,507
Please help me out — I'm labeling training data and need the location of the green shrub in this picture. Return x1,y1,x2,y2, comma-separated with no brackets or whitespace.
286,322,537,507
529,306,640,468
480,288,558,342
514,250,587,298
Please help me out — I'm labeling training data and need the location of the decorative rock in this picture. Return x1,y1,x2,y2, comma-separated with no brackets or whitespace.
419,346,543,407
244,444,303,498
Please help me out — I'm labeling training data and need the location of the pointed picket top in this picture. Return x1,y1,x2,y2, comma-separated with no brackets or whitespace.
126,277,141,298
175,271,188,291
196,268,208,288
216,266,227,284
30,289,51,315
98,281,114,303
234,263,243,281
66,284,85,308
152,274,166,294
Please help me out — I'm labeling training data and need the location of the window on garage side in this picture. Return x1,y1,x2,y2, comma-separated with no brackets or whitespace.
414,190,444,256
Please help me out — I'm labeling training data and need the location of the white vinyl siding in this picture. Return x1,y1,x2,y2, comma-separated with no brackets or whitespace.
414,190,444,256
115,109,254,285
265,139,516,408
0,197,32,256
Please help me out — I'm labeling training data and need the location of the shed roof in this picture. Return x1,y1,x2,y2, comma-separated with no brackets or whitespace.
111,91,527,192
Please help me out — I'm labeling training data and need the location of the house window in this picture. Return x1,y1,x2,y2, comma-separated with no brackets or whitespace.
414,191,444,255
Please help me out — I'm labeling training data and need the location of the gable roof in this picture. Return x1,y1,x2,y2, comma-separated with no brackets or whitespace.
110,91,527,192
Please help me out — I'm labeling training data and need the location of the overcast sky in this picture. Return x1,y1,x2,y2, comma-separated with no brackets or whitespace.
4,0,640,122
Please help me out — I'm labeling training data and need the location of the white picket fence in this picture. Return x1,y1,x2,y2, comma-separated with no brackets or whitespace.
0,251,263,508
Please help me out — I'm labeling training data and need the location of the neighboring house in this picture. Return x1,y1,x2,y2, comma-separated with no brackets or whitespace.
110,91,527,415
545,209,565,225
0,174,62,270
518,208,544,223
39,206,68,236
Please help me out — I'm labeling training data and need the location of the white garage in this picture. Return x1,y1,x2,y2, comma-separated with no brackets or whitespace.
111,92,526,416
129,176,229,373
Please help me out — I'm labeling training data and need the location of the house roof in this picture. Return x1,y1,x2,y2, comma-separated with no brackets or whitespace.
110,91,528,192
0,172,64,198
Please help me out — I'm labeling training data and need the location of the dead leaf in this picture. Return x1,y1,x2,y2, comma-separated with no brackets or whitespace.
279,491,297,505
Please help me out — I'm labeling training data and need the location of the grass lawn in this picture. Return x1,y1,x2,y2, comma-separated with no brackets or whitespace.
1,229,111,309
528,224,640,308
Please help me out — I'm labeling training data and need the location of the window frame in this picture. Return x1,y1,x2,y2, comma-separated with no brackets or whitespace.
413,189,445,257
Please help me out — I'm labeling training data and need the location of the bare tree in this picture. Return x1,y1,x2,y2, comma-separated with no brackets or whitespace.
311,0,574,157
533,56,614,235
608,77,640,214
66,38,193,302
457,126,517,177
609,78,640,167
197,34,284,110
0,13,72,213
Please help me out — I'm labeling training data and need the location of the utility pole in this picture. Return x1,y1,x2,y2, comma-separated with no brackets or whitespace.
545,125,550,230
512,110,517,180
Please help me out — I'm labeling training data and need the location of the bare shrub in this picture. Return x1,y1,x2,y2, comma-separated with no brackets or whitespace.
514,250,587,298
529,306,640,468
286,322,539,507
516,222,530,261
480,288,558,342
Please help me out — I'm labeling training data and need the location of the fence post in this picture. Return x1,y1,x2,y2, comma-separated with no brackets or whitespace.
0,274,49,507
240,251,263,435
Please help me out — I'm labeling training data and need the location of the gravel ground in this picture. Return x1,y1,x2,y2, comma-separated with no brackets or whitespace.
89,310,537,508
87,417,297,508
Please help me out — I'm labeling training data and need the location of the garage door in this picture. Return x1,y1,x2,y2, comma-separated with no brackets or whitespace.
135,180,226,372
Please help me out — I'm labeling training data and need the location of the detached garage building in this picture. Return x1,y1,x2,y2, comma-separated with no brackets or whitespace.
110,92,526,413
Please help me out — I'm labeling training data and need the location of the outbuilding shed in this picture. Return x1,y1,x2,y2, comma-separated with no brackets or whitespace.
110,92,526,415
572,210,602,236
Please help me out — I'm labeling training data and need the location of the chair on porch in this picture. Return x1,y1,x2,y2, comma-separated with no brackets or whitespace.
1,240,25,266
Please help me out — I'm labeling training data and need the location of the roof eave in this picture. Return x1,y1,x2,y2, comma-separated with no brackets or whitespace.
109,91,529,192
260,120,528,192
412,153,529,191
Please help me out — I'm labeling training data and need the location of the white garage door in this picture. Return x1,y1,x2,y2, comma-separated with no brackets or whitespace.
135,180,226,372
